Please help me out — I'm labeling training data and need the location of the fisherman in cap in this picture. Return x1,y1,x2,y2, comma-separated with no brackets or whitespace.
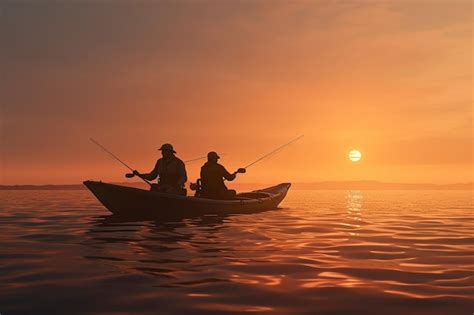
127,143,187,195
199,151,246,199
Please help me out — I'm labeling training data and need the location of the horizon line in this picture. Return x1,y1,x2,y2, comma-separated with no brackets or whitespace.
1,180,472,188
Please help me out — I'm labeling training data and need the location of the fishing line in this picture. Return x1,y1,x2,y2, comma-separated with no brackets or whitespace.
244,135,304,169
90,138,152,186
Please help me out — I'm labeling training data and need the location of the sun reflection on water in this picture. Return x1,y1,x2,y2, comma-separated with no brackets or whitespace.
344,190,363,232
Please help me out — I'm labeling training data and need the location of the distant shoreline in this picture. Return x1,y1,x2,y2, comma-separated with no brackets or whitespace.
1,181,472,190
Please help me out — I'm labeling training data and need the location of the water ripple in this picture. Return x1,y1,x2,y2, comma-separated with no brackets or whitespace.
0,189,472,314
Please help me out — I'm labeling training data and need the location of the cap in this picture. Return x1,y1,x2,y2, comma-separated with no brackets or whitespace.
158,143,176,153
207,151,220,160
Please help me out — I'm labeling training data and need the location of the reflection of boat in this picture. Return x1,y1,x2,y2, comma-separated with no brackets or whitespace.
83,181,291,217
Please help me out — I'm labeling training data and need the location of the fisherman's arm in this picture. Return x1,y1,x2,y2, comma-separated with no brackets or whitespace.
134,161,160,181
177,160,187,187
223,166,246,181
222,166,237,181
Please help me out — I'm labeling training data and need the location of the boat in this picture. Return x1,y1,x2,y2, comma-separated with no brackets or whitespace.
83,180,291,218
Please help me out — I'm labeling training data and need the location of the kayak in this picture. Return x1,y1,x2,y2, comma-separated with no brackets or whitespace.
83,180,291,217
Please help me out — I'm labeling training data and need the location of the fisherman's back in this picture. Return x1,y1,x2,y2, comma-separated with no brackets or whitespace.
200,161,235,199
155,156,186,187
130,143,188,195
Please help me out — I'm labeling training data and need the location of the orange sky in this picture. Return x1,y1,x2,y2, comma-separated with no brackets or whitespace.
1,1,472,185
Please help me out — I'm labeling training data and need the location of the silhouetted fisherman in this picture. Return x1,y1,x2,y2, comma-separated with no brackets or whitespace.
199,151,245,199
126,143,187,195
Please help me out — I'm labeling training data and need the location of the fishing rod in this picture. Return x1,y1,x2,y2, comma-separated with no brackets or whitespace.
184,154,225,164
184,156,206,163
89,138,152,186
243,135,304,169
218,135,304,181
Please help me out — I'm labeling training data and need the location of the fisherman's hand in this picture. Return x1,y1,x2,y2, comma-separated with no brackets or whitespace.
126,170,140,178
237,168,246,174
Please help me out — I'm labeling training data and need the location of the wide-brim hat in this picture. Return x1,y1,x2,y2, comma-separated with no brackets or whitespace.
158,143,176,153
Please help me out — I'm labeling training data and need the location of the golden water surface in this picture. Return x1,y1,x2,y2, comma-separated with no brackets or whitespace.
1,190,473,314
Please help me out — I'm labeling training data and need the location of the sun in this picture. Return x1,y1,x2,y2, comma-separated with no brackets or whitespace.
349,150,362,162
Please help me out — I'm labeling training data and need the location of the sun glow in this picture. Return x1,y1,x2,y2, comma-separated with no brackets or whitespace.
349,150,362,162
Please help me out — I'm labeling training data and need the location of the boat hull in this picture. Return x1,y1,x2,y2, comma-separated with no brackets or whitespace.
83,181,291,217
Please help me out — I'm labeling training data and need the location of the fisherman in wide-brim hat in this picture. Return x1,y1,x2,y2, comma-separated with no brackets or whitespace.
127,143,187,195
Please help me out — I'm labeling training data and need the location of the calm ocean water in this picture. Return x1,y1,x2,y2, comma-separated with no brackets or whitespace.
0,189,472,315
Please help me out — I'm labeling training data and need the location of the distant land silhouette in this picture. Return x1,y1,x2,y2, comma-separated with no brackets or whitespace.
1,181,472,190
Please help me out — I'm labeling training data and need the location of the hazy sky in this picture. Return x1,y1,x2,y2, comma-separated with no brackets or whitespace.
1,0,472,185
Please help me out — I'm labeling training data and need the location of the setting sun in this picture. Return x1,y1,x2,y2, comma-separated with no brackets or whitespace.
349,150,362,162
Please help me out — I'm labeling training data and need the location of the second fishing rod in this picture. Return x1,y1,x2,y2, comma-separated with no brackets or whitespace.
219,134,304,179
